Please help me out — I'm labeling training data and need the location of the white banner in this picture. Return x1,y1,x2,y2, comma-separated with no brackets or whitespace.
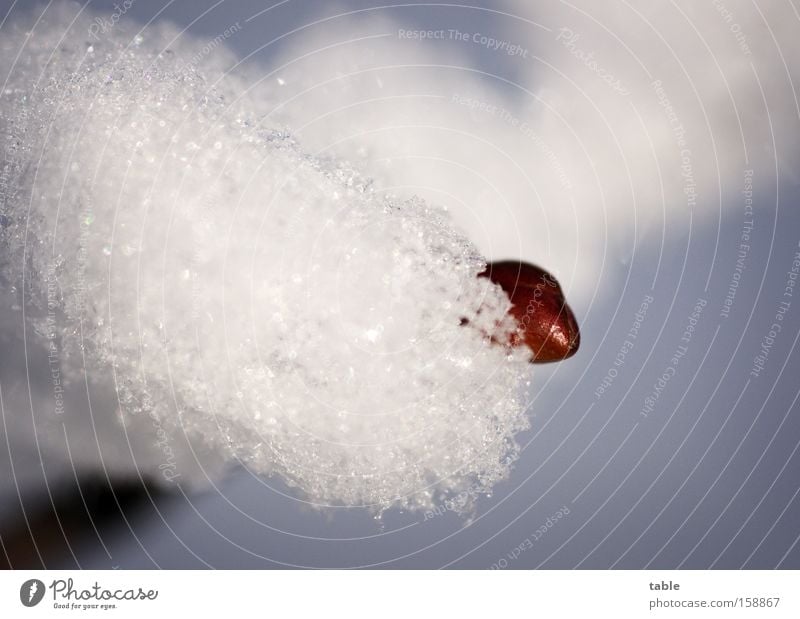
1,570,798,618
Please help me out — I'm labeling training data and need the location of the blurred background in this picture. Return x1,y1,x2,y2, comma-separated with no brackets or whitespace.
1,0,799,568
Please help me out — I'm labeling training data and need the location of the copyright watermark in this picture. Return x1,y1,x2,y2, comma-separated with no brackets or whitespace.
451,93,573,190
88,1,135,40
399,28,529,58
490,506,571,569
556,28,630,96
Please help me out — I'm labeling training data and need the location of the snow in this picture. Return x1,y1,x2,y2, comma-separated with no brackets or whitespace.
0,5,532,512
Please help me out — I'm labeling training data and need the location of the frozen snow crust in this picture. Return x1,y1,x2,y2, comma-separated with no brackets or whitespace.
0,6,531,511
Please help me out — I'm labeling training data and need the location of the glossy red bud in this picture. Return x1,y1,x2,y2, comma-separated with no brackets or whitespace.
479,260,580,363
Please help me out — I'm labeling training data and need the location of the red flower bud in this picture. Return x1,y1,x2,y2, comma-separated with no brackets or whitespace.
479,260,580,363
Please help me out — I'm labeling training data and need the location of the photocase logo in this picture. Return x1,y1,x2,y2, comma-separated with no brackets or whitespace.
15,577,159,609
20,579,45,607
